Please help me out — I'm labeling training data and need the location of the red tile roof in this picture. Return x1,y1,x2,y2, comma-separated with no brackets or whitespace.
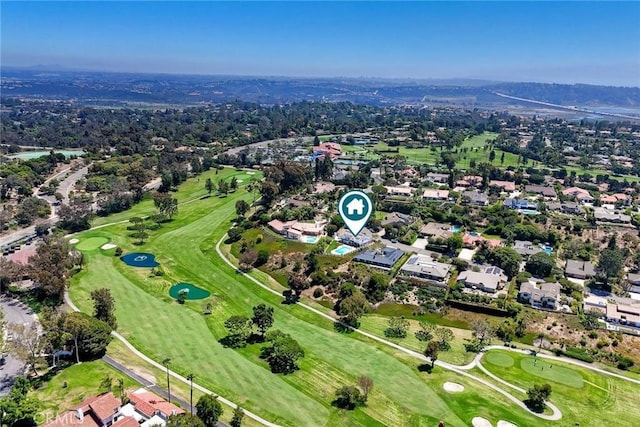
129,389,185,418
112,416,139,427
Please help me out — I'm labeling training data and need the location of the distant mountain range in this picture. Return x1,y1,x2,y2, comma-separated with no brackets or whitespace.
1,68,639,114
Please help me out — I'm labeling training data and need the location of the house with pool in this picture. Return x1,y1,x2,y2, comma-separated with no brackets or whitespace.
268,219,327,243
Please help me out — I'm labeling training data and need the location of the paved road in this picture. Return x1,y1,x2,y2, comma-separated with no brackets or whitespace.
0,295,38,396
0,165,89,248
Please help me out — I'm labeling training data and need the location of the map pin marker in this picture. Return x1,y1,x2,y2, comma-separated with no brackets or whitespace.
338,190,374,237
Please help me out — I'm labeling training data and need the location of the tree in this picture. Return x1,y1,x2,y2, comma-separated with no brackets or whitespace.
424,340,440,367
0,377,39,427
238,250,258,271
8,323,47,376
91,288,117,330
64,312,113,361
364,273,388,303
384,316,409,338
30,236,74,303
218,179,230,196
357,375,374,401
205,178,214,196
487,246,522,278
435,327,454,351
261,330,304,374
445,233,463,254
100,375,113,392
338,291,369,327
251,304,275,339
196,394,223,427
235,199,250,217
230,176,238,191
597,248,626,281
470,320,495,344
259,180,279,206
525,252,555,278
526,383,552,412
166,414,205,427
334,385,365,409
489,150,496,163
153,192,178,219
287,273,309,298
58,196,93,231
231,406,245,427
223,315,252,348
415,321,436,342
163,358,172,403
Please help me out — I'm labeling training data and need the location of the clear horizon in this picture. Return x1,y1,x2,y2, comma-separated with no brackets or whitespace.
2,1,639,87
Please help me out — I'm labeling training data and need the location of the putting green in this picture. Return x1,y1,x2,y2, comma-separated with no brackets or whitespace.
75,237,109,251
520,357,584,388
486,352,515,368
169,282,211,300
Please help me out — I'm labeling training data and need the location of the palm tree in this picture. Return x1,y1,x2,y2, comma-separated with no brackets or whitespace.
162,358,172,403
186,373,195,416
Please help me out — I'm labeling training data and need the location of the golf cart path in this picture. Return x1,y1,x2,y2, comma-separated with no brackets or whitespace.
213,236,563,421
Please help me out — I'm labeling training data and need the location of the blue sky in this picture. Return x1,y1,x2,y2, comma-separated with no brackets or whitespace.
2,1,639,86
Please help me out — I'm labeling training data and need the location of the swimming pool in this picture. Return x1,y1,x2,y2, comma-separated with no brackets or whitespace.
451,225,461,232
468,231,480,237
518,209,540,215
331,244,356,256
540,244,553,254
303,236,319,244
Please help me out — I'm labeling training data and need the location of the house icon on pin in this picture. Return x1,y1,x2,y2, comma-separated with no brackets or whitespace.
346,198,365,216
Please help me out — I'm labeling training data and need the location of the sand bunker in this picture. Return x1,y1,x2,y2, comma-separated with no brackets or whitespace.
69,238,79,244
101,243,117,250
443,382,464,392
472,417,492,427
497,421,517,427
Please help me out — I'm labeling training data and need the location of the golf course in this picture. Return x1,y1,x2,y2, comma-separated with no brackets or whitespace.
68,167,640,427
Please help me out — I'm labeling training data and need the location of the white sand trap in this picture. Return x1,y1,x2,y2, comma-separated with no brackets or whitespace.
101,243,117,250
443,382,464,392
497,422,517,427
237,179,244,183
246,172,256,175
472,417,492,427
69,238,79,244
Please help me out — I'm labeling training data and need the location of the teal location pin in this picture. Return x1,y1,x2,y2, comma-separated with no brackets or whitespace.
338,190,374,236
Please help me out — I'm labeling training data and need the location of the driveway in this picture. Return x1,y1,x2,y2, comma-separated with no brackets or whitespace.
0,295,38,396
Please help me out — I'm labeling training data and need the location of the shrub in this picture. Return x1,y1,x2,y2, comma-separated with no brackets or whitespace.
114,247,123,257
588,330,598,339
596,339,610,349
617,356,634,370
563,346,594,363
313,288,324,298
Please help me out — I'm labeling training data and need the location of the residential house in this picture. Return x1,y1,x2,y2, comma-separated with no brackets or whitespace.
336,227,373,247
124,388,185,424
426,172,449,184
524,185,557,199
489,180,516,192
562,186,593,203
313,142,342,159
422,189,450,201
600,194,619,204
399,254,452,287
384,185,416,197
593,207,632,224
547,201,585,215
380,212,416,228
606,303,640,328
503,198,538,211
518,282,561,310
43,392,122,427
353,246,405,270
461,190,489,206
513,240,543,257
268,219,326,240
565,259,596,279
419,222,453,239
457,266,508,294
627,273,640,294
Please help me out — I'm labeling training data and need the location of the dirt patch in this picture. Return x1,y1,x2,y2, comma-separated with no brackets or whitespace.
443,382,464,392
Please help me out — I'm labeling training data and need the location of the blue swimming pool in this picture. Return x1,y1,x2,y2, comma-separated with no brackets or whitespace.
518,209,540,215
331,244,356,256
468,232,480,237
303,236,319,244
451,225,461,232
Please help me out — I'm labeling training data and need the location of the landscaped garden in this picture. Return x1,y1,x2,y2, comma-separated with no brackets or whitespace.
68,167,640,427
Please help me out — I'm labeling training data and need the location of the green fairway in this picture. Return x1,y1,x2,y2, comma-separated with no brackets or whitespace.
485,351,515,368
169,282,211,300
480,350,640,427
69,167,638,427
75,236,109,251
520,357,583,388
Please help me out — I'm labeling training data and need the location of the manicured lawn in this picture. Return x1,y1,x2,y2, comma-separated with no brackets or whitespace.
70,167,638,427
485,351,515,368
75,236,109,251
31,361,138,419
480,350,640,426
